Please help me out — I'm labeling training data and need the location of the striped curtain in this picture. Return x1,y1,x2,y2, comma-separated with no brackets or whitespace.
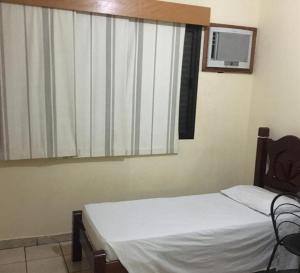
0,3,185,160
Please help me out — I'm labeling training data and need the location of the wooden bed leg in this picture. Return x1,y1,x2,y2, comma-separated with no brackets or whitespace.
254,127,270,187
72,210,83,262
94,250,106,273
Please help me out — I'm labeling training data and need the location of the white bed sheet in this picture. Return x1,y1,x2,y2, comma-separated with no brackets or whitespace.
83,193,298,273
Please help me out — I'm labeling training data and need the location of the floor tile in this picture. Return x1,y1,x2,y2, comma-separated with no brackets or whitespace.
27,256,67,273
0,247,25,265
60,241,72,256
65,255,90,272
0,262,26,273
26,243,62,261
60,241,85,258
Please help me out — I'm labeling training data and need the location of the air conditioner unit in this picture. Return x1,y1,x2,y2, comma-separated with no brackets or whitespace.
202,23,257,74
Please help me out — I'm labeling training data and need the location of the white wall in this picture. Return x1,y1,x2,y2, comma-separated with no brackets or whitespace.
244,0,300,184
0,0,260,240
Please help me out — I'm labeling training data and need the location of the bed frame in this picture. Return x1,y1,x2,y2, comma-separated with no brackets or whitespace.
72,127,300,273
253,127,300,192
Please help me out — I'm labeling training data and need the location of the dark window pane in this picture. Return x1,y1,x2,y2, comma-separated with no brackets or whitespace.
179,25,202,139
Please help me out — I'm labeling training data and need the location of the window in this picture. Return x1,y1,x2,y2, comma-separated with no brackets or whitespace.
179,25,202,139
0,5,186,159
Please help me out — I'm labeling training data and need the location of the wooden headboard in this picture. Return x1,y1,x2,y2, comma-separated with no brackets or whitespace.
254,127,300,193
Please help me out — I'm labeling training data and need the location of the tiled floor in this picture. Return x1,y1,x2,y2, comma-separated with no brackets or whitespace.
0,242,90,273
0,242,298,273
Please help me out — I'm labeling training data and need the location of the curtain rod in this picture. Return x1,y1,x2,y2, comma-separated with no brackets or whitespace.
0,0,210,26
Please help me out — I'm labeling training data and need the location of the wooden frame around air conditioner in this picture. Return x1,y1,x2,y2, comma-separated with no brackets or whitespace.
202,23,257,74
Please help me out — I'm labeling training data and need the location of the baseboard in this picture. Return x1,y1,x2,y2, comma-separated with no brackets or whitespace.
0,233,71,250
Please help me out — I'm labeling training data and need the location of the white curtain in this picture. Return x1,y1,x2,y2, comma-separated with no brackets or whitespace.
0,4,76,159
0,3,185,160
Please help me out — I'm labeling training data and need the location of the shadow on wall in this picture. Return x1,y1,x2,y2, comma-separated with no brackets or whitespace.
0,153,175,168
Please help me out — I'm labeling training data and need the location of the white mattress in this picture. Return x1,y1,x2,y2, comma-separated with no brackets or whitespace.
83,193,298,273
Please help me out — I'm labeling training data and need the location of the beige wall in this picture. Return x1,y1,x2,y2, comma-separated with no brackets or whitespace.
0,0,260,240
244,0,300,184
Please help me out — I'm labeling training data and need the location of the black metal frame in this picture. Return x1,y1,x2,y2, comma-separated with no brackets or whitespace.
267,193,300,272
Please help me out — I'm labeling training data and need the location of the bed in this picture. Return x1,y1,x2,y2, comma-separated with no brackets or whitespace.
72,127,300,273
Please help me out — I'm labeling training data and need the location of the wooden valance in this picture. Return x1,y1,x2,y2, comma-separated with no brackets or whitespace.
0,0,210,26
